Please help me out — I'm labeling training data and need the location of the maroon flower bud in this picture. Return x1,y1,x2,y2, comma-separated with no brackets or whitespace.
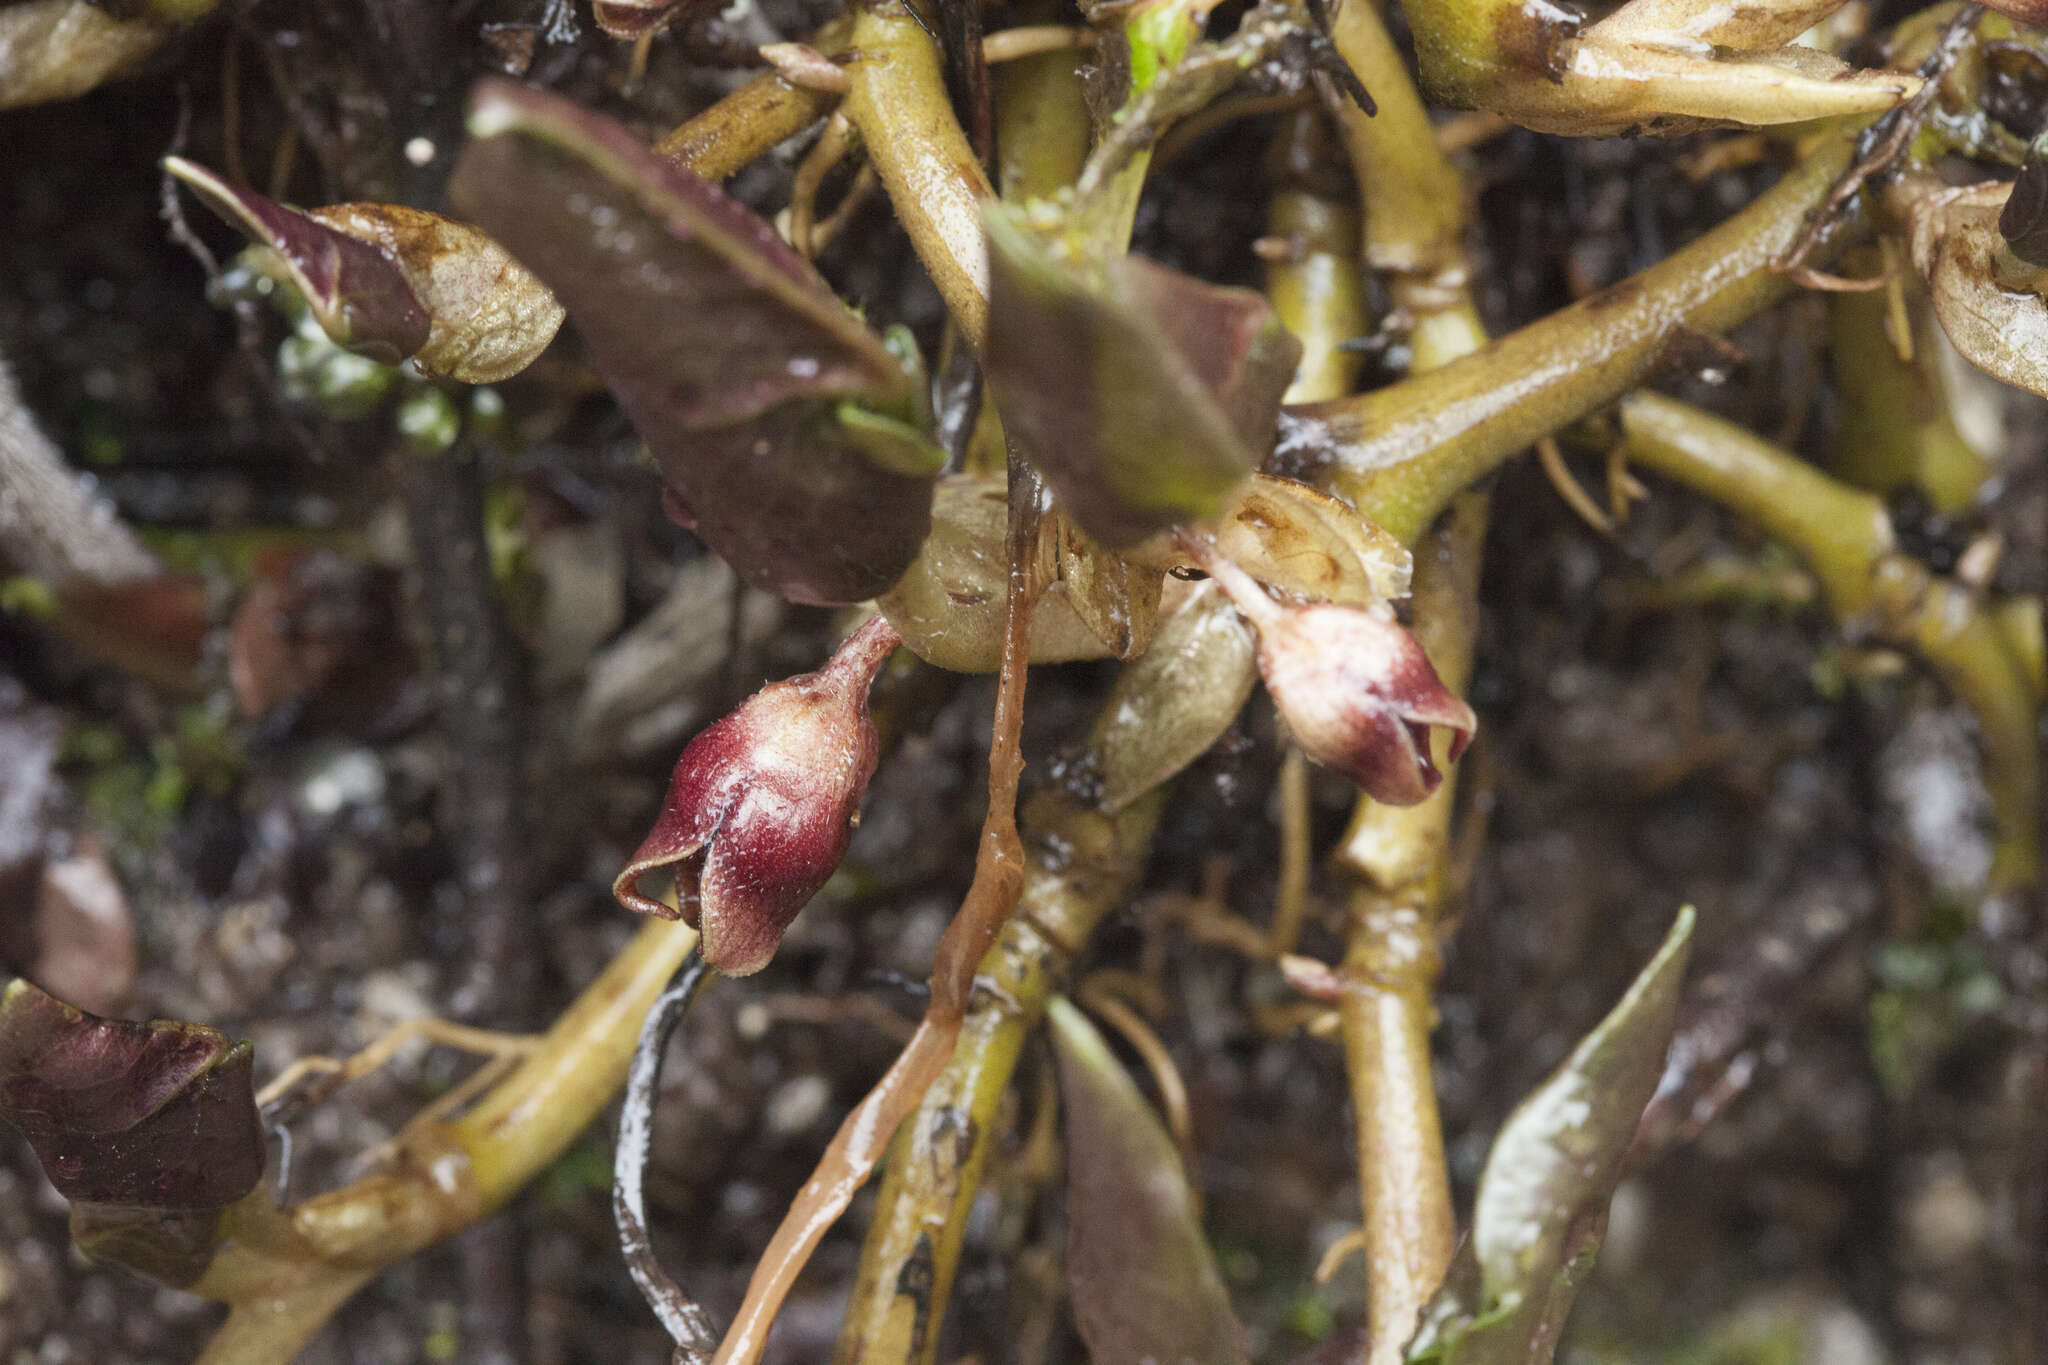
1190,537,1476,807
613,616,899,975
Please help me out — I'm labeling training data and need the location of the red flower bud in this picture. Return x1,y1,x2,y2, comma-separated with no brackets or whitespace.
1190,537,1476,807
613,616,899,975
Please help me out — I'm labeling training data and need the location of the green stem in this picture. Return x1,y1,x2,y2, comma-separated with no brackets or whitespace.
1303,125,1860,546
1826,246,1993,514
828,791,1165,1365
1304,17,1490,1353
841,1,996,348
1619,391,2040,891
652,18,850,181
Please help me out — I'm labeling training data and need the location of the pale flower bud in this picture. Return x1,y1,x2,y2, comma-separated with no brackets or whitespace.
1187,534,1476,807
1252,600,1476,805
613,616,898,975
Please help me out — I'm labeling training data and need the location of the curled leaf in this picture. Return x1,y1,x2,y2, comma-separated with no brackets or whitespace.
984,207,1300,547
452,80,936,605
878,473,1123,673
165,157,430,366
1410,908,1695,1364
0,978,263,1210
166,158,563,382
1894,176,2048,400
1049,997,1250,1365
1091,583,1257,812
1130,474,1413,608
304,204,564,383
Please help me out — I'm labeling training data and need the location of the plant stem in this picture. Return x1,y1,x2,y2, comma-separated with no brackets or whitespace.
652,18,850,181
1297,122,1861,545
840,0,995,348
828,787,1166,1365
1825,244,1993,513
1301,13,1500,1357
712,462,1047,1365
991,6,1091,202
1617,391,2041,890
1330,495,1484,1365
1324,0,1484,373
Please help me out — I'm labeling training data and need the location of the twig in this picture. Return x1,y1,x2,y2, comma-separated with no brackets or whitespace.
653,17,853,180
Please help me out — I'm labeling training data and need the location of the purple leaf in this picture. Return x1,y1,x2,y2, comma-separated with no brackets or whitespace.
450,80,936,605
0,978,263,1210
163,157,430,366
984,208,1301,548
1050,996,1249,1365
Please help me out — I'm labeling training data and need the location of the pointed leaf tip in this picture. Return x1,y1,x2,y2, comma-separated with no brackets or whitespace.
1050,997,1250,1365
163,156,430,365
1411,908,1694,1364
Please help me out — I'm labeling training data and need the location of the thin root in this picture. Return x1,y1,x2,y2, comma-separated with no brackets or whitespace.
1538,437,1615,535
256,1018,541,1114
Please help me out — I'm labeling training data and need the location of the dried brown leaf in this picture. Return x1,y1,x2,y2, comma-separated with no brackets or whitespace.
1060,515,1164,660
878,473,1121,672
308,204,565,383
1896,176,2048,400
0,0,168,110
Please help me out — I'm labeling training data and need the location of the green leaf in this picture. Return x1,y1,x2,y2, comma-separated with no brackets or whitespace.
1409,907,1695,1365
1049,996,1250,1365
451,80,934,605
1090,583,1256,812
0,978,263,1211
983,207,1300,548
